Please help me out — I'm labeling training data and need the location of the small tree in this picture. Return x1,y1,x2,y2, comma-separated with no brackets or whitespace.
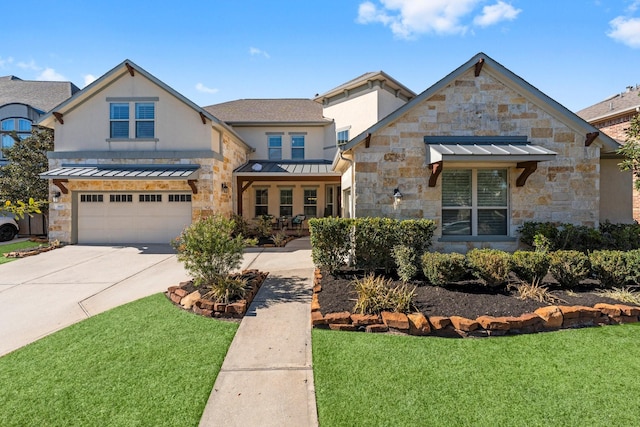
618,111,640,190
0,127,53,203
1,198,45,219
171,214,249,287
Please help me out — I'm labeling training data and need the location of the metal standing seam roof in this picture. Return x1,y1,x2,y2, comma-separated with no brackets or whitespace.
427,143,557,163
234,160,338,175
40,164,200,179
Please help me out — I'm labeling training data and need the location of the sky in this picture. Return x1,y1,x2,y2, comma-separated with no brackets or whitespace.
2,0,640,112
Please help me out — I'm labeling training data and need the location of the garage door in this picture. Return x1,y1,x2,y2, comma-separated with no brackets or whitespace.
78,192,192,244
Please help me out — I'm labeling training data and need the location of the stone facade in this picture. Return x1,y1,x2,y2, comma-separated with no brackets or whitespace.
350,67,601,252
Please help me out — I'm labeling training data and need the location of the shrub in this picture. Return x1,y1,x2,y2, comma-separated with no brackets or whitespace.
202,276,247,304
271,232,288,247
625,249,640,285
396,219,437,255
392,245,418,283
548,250,590,288
518,222,559,249
352,274,415,314
511,251,550,285
466,249,512,288
589,250,629,288
353,217,398,273
421,252,468,286
512,282,563,304
309,217,353,274
595,287,640,305
600,221,640,251
172,214,248,287
253,215,274,239
230,213,250,238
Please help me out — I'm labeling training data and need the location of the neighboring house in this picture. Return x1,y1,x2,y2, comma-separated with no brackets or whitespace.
0,75,79,166
577,85,640,220
38,60,252,244
333,52,629,253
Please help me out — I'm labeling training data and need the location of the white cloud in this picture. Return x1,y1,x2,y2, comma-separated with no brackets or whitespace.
37,67,66,81
357,0,520,39
608,16,640,48
473,1,521,27
17,60,39,71
0,56,14,68
83,74,97,87
629,1,640,12
195,83,219,94
249,47,270,58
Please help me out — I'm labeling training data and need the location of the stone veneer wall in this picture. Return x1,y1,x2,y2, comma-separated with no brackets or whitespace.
48,133,248,243
351,68,600,252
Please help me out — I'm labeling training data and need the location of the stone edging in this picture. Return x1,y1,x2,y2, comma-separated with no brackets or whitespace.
166,269,268,318
310,269,640,338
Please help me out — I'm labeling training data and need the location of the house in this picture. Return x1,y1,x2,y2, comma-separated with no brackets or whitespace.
333,52,630,253
576,85,640,220
0,75,79,166
204,72,415,222
38,60,252,244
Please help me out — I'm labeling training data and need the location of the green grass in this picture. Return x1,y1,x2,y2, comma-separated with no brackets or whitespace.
313,324,640,426
0,240,43,264
0,293,238,426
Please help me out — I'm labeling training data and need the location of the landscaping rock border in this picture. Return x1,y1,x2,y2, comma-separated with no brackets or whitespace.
166,269,268,318
3,240,61,258
310,269,640,338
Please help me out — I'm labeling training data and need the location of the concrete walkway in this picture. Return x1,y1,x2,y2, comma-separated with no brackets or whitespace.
199,237,318,427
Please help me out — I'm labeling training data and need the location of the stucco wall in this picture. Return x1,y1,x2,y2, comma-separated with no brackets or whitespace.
231,126,328,160
350,67,602,251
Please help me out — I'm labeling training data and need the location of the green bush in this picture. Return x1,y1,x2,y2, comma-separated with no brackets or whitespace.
353,217,399,273
392,245,418,283
512,251,550,285
466,249,512,288
600,221,640,250
172,214,248,287
397,219,437,255
202,276,247,304
421,252,468,286
230,213,250,238
589,250,630,288
625,249,640,285
518,222,559,249
548,250,590,288
352,274,415,314
519,221,640,252
309,217,353,274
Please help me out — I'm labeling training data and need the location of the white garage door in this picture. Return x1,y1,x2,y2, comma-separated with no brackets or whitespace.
78,192,192,244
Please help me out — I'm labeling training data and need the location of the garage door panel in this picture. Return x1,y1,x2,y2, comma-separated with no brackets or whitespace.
78,192,192,244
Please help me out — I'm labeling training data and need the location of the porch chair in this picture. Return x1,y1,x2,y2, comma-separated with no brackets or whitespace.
291,214,306,231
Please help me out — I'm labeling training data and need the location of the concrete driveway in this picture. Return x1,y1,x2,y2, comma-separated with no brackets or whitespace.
0,244,189,357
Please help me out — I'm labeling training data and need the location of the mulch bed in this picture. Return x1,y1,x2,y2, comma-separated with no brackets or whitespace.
317,269,639,320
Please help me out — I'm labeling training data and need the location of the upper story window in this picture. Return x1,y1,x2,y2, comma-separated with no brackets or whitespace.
109,101,155,139
1,118,32,156
268,135,282,160
337,129,349,146
291,135,305,160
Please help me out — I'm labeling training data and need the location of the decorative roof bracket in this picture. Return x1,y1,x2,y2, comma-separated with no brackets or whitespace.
585,132,599,147
187,179,198,194
365,133,371,148
516,161,538,187
428,161,443,187
199,111,207,125
52,112,64,124
125,62,135,76
474,58,485,77
53,179,69,194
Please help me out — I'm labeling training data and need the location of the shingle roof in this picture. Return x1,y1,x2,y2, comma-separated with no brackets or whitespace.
0,76,80,112
203,99,331,124
576,85,640,122
314,70,416,101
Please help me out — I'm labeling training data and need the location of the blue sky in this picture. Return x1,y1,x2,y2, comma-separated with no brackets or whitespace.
3,0,640,112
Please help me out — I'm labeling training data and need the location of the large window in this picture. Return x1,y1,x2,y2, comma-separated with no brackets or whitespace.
442,168,508,236
255,188,269,217
1,118,32,156
291,135,305,160
279,188,293,217
303,188,317,217
268,135,282,160
110,102,155,139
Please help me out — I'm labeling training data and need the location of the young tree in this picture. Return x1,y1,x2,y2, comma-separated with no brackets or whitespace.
0,127,53,203
618,113,640,190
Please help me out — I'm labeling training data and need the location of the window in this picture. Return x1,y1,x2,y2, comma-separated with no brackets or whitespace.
303,188,317,217
268,135,282,160
1,118,32,157
337,129,349,145
442,168,508,236
110,103,129,138
169,194,192,202
279,188,293,217
109,194,133,203
325,186,335,217
255,188,269,216
139,194,162,202
291,135,305,160
135,103,155,138
80,194,104,203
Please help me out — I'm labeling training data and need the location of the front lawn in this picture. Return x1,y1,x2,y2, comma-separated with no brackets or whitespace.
313,324,640,426
0,293,238,426
0,240,42,264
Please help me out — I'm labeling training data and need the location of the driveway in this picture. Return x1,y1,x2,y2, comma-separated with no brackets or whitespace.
0,244,189,357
